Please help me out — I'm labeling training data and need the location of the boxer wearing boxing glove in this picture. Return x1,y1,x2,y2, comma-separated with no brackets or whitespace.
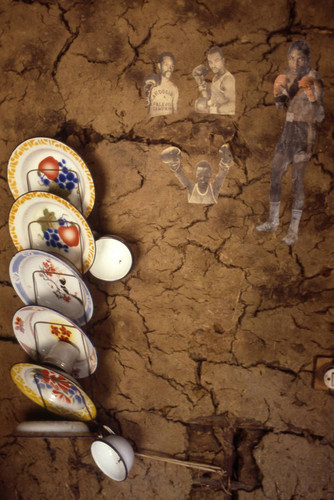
144,52,179,117
193,46,235,115
256,41,324,246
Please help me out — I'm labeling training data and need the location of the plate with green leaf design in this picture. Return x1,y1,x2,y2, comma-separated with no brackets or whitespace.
7,137,95,218
9,192,95,274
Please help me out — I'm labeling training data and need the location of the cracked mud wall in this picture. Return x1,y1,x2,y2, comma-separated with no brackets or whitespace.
0,0,333,499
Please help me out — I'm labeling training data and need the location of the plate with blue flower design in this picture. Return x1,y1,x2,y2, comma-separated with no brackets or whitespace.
11,363,96,421
7,137,95,218
9,192,95,274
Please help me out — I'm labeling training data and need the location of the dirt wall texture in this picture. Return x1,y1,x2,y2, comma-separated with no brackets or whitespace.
0,0,333,499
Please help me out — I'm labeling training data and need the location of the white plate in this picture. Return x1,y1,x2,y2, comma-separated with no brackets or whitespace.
89,236,133,281
15,420,92,436
9,249,94,326
9,191,95,274
11,363,96,421
13,305,97,378
7,137,95,218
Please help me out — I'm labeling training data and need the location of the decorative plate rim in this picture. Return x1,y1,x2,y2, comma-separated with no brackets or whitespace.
7,137,95,218
11,362,96,421
8,191,95,274
9,249,94,325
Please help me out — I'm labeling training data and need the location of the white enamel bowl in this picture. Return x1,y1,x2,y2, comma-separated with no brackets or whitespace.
90,434,135,481
89,236,133,281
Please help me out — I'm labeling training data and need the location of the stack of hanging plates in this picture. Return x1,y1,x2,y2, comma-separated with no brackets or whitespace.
7,138,98,421
6,138,136,481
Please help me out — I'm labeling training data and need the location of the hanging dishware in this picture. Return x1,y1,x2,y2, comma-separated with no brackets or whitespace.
9,191,95,274
7,137,95,218
11,362,96,421
9,249,94,326
89,235,133,281
90,425,135,481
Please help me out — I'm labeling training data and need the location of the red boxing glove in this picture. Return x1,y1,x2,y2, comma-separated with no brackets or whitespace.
273,74,287,96
298,76,316,102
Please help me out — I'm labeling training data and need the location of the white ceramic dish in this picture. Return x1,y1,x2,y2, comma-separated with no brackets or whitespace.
9,191,95,274
15,420,92,436
91,428,135,481
89,236,133,281
11,363,96,421
13,305,97,378
9,249,94,326
7,137,95,218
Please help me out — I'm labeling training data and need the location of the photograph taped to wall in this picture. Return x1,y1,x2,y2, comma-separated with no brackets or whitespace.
193,46,235,115
255,40,324,246
161,144,233,205
144,52,179,117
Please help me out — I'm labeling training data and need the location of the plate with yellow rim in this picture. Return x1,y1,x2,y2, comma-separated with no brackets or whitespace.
11,363,97,421
13,305,98,378
9,192,95,274
7,137,95,218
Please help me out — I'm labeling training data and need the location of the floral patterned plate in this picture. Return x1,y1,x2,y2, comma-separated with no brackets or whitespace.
7,137,95,218
9,249,94,326
11,363,96,421
9,191,95,273
13,305,98,378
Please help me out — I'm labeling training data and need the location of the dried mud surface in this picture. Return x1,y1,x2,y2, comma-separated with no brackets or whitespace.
0,0,333,499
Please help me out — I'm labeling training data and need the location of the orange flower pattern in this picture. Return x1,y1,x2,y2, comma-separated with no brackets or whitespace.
50,324,72,342
14,316,24,333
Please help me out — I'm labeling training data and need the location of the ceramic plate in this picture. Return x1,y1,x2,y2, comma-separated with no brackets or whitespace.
11,363,96,421
15,420,92,436
13,305,98,378
9,191,95,273
89,236,133,281
9,249,94,326
7,137,95,218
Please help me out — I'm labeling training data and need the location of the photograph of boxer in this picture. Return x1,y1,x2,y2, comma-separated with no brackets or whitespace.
143,52,179,117
193,46,235,115
161,144,233,204
256,41,324,245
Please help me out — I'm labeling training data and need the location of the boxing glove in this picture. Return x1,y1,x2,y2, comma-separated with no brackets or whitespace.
298,76,316,102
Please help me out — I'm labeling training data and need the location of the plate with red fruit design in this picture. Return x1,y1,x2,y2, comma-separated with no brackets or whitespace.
9,192,95,273
13,305,97,378
11,363,96,421
7,137,95,218
9,249,94,326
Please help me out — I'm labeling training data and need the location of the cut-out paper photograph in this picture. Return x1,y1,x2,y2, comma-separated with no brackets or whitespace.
256,40,324,245
193,46,235,115
161,144,233,204
144,52,179,117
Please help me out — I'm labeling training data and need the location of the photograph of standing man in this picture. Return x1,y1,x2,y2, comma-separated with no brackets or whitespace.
144,52,179,117
256,40,324,245
193,46,235,115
